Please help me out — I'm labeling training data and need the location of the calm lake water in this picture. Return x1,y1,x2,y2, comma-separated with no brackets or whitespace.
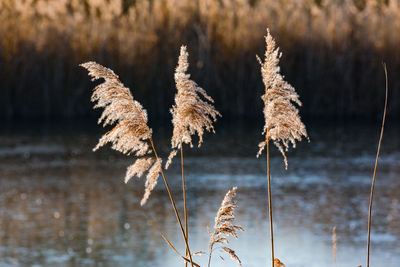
0,121,399,267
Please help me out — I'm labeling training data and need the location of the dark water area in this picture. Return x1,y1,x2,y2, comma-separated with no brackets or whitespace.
0,121,399,266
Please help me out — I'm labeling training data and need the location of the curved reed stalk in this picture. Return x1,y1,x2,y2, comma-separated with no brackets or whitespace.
146,219,200,267
366,64,388,267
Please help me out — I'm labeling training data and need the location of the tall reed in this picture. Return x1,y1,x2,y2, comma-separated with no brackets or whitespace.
80,61,195,267
164,45,220,266
366,64,388,267
257,30,308,267
166,45,220,266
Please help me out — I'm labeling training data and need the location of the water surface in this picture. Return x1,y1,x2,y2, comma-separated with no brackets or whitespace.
0,121,399,267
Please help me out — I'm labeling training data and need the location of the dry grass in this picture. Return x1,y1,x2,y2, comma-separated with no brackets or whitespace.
0,0,399,120
35,1,391,266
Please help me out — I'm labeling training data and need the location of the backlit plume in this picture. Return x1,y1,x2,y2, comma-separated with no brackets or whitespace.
80,61,161,205
256,30,308,169
165,46,220,169
208,187,243,267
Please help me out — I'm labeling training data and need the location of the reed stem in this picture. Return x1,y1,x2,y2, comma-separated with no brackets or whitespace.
181,140,189,267
266,138,275,267
149,137,195,267
207,248,212,267
367,64,388,267
147,219,200,267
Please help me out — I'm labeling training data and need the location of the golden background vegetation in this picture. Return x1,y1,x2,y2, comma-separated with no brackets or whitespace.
0,0,399,120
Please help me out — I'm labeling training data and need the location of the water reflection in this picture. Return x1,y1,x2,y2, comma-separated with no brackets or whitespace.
0,121,399,266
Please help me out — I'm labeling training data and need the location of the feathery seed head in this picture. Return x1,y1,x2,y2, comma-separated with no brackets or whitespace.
166,45,221,169
81,61,161,204
222,247,242,267
256,30,308,169
140,158,162,206
208,187,243,267
125,157,154,183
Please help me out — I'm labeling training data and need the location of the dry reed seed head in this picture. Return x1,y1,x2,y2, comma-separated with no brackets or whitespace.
165,149,178,170
125,157,154,183
166,45,221,169
81,61,162,205
257,29,308,169
140,158,162,206
209,187,243,267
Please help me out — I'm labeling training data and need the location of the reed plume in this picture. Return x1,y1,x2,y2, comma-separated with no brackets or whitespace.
80,61,161,206
208,187,243,267
256,29,308,169
256,30,308,267
165,45,221,169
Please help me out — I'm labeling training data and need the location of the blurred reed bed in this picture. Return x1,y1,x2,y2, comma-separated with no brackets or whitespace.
0,0,399,120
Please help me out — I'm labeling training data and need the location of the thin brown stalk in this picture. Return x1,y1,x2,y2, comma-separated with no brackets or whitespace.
148,137,195,267
367,63,388,267
332,226,337,267
266,137,275,267
147,219,200,267
181,139,189,267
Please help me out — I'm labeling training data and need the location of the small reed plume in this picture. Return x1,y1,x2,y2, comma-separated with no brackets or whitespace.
256,29,308,169
80,62,161,206
208,187,244,267
165,45,221,169
256,29,308,267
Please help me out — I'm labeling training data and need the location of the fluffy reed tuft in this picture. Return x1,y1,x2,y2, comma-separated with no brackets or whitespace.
141,158,162,206
80,61,161,206
256,29,308,169
165,46,221,169
208,187,243,267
